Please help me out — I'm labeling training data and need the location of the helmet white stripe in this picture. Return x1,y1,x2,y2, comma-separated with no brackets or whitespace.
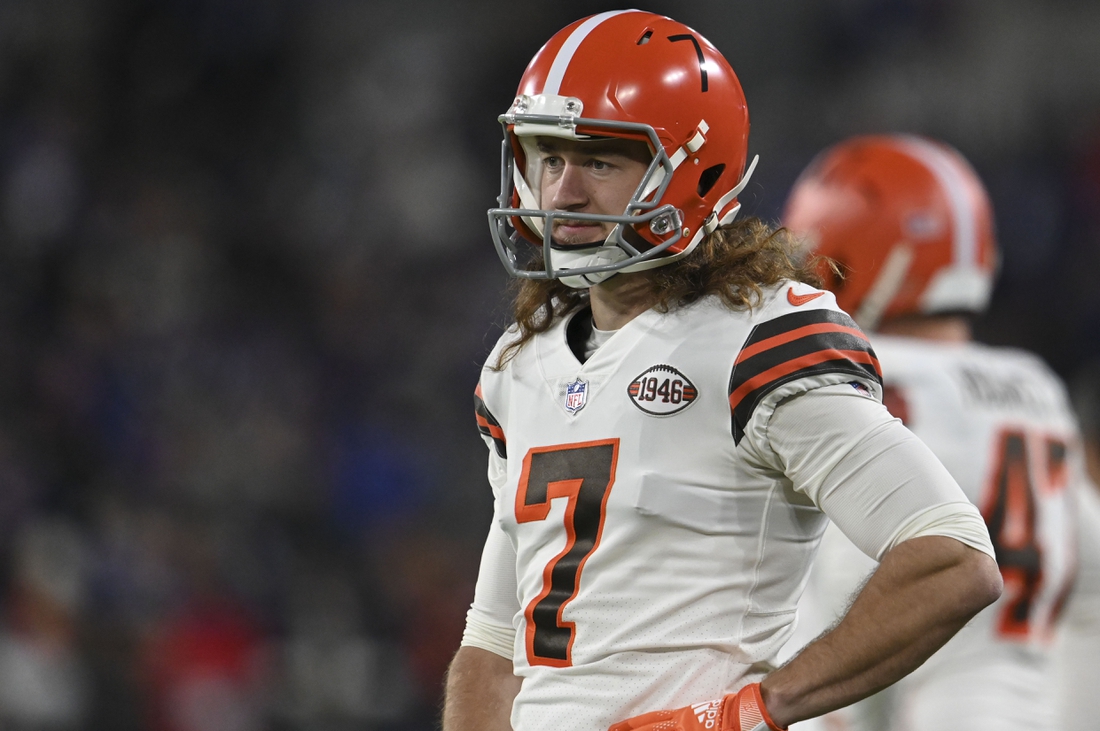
543,10,640,95
892,136,977,266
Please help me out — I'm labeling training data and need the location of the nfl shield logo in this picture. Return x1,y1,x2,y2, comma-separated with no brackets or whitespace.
564,379,588,413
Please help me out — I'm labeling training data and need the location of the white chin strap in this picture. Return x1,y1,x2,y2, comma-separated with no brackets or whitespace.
551,244,629,288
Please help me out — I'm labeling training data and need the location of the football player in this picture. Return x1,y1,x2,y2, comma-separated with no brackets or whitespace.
780,134,1084,731
444,12,1001,731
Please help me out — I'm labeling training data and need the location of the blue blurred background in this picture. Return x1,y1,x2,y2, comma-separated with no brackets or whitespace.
0,1,1098,729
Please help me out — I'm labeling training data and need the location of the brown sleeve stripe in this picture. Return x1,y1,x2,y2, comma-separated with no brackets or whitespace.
735,322,871,365
729,348,881,411
728,309,882,444
474,384,507,458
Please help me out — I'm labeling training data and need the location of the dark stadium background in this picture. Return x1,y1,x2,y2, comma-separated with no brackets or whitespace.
0,1,1097,729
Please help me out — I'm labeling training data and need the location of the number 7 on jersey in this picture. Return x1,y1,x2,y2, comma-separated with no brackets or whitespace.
515,439,619,667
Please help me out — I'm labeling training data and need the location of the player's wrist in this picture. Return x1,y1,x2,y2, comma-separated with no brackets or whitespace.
606,682,786,731
732,682,786,731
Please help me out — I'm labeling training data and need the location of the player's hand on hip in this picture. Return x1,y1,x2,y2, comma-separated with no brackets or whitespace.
608,683,784,731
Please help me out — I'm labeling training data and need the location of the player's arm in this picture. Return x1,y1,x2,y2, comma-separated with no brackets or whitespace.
443,536,522,731
444,645,521,731
760,534,999,726
443,480,521,731
758,385,1001,726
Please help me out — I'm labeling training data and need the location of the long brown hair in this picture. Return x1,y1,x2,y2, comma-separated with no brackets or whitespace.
493,217,825,369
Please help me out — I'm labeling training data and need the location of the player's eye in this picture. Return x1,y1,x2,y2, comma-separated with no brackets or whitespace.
542,155,562,168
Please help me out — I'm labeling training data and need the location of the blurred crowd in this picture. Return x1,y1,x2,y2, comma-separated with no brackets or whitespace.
0,0,1098,729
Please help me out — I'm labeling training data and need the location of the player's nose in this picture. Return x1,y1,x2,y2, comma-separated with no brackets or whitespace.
549,163,590,211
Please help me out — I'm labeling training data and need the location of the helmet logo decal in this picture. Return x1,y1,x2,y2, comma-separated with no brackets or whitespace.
628,365,698,416
904,212,943,239
894,136,978,266
667,34,708,92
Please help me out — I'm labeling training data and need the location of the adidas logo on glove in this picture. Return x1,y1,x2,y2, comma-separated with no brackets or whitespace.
691,700,722,729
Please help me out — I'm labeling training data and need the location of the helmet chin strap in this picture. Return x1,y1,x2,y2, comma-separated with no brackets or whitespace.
550,235,630,289
854,242,913,331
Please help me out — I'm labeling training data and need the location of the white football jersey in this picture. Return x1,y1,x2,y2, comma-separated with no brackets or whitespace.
473,284,888,731
787,335,1082,731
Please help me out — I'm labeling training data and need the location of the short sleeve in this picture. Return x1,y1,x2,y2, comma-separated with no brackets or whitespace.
462,516,520,659
752,384,994,561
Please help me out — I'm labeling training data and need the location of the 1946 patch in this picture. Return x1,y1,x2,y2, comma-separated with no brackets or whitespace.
627,365,697,416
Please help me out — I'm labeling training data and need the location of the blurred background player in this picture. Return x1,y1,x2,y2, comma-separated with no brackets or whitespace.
446,13,1000,731
781,134,1085,731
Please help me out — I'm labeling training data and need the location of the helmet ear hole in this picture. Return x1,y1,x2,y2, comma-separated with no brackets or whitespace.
697,164,726,197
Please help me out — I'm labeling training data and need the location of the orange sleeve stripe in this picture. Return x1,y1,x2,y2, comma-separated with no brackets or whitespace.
735,323,869,365
728,348,881,412
476,413,506,443
475,382,507,455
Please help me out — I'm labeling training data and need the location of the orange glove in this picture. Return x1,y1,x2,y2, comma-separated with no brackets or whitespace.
608,683,785,731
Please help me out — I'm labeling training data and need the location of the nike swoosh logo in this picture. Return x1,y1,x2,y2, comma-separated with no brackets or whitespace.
787,288,825,306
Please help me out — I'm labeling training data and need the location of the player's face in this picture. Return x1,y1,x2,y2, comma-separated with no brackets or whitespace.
536,136,652,246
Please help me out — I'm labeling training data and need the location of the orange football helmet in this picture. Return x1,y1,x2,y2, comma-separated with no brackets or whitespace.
488,10,757,288
783,135,998,330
